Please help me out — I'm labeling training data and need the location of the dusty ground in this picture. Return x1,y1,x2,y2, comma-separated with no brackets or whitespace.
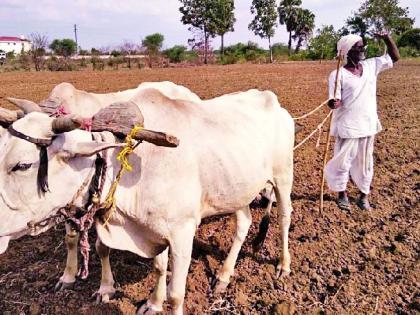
0,61,418,314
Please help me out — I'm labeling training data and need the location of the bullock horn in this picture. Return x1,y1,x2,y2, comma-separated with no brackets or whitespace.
6,97,42,114
52,115,83,134
0,107,24,128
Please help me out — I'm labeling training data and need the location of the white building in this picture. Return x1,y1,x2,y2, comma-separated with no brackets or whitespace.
0,36,32,55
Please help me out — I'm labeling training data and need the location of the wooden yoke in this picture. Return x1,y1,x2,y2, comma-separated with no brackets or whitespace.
91,101,179,148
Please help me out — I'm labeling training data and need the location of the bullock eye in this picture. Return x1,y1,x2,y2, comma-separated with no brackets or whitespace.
11,162,32,172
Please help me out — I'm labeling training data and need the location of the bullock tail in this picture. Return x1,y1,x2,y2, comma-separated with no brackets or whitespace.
252,187,275,252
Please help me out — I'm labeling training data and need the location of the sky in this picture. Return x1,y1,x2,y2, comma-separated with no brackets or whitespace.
0,0,419,51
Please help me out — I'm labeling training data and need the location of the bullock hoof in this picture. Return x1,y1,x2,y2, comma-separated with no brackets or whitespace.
252,241,263,253
275,265,291,279
92,288,115,304
213,280,229,295
211,277,229,296
136,299,162,315
54,280,75,292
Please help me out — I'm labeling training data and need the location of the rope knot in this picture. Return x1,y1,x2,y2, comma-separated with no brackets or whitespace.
102,125,142,226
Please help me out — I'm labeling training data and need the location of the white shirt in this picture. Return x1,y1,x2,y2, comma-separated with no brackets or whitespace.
328,54,393,138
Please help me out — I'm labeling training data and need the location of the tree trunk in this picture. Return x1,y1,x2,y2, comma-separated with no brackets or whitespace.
221,34,224,56
295,37,303,54
204,28,208,65
268,36,273,63
288,32,292,56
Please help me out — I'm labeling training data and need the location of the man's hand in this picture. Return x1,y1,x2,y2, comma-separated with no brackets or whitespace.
328,99,341,109
373,30,400,62
373,31,390,40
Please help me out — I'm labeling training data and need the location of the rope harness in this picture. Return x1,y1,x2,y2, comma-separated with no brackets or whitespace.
292,100,331,151
100,125,143,227
7,122,142,279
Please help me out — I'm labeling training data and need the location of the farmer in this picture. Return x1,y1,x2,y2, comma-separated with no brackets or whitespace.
325,32,400,211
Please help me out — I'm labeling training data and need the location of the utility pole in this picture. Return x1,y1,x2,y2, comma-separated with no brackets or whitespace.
74,24,78,54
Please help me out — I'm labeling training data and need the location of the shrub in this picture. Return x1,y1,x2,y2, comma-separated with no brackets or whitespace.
220,42,266,64
398,28,420,50
272,43,289,58
46,57,77,71
79,57,88,68
164,45,188,63
18,53,31,71
91,57,105,70
110,50,122,57
399,46,419,57
288,51,310,61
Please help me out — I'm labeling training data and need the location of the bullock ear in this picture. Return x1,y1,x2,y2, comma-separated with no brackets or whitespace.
61,141,125,158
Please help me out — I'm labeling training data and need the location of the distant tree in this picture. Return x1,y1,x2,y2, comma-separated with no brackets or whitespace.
179,0,218,64
164,45,188,63
212,0,236,56
308,25,338,60
91,48,101,55
357,0,414,35
248,0,278,63
120,40,138,68
278,0,302,55
28,32,48,71
187,29,216,64
110,50,122,57
292,8,315,53
78,49,89,56
337,26,350,37
345,14,369,39
398,28,420,49
142,33,164,67
142,33,164,52
271,42,289,57
49,39,77,57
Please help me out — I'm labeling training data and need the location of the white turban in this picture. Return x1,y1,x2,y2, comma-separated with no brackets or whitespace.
337,34,363,64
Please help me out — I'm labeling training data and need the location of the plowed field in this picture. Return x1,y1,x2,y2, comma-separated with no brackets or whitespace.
0,61,418,314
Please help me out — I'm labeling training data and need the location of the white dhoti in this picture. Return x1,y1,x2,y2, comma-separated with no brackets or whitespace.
325,136,375,194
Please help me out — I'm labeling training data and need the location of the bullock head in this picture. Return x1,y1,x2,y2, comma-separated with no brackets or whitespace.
0,111,124,254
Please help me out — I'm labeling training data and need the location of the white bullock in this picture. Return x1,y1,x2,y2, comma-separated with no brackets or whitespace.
9,81,201,118
0,86,294,314
6,81,203,297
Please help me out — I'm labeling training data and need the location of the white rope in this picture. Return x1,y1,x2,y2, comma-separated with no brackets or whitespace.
293,111,333,151
293,100,329,120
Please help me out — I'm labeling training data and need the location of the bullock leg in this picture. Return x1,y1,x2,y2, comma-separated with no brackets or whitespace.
273,171,293,278
137,247,169,314
167,222,196,315
55,222,79,291
92,238,115,303
213,206,252,294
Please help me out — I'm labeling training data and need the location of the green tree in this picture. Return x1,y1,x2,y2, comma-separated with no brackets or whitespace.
164,45,188,63
248,0,278,63
278,0,302,55
49,39,76,57
179,0,217,64
292,8,315,53
308,25,338,60
212,0,236,56
142,33,164,67
398,28,420,50
345,14,369,38
358,0,414,35
142,33,164,52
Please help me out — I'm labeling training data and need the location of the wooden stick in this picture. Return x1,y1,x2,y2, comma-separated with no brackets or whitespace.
320,52,342,213
134,128,179,147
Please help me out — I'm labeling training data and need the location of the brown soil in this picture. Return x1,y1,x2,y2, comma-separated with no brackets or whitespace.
0,61,418,314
